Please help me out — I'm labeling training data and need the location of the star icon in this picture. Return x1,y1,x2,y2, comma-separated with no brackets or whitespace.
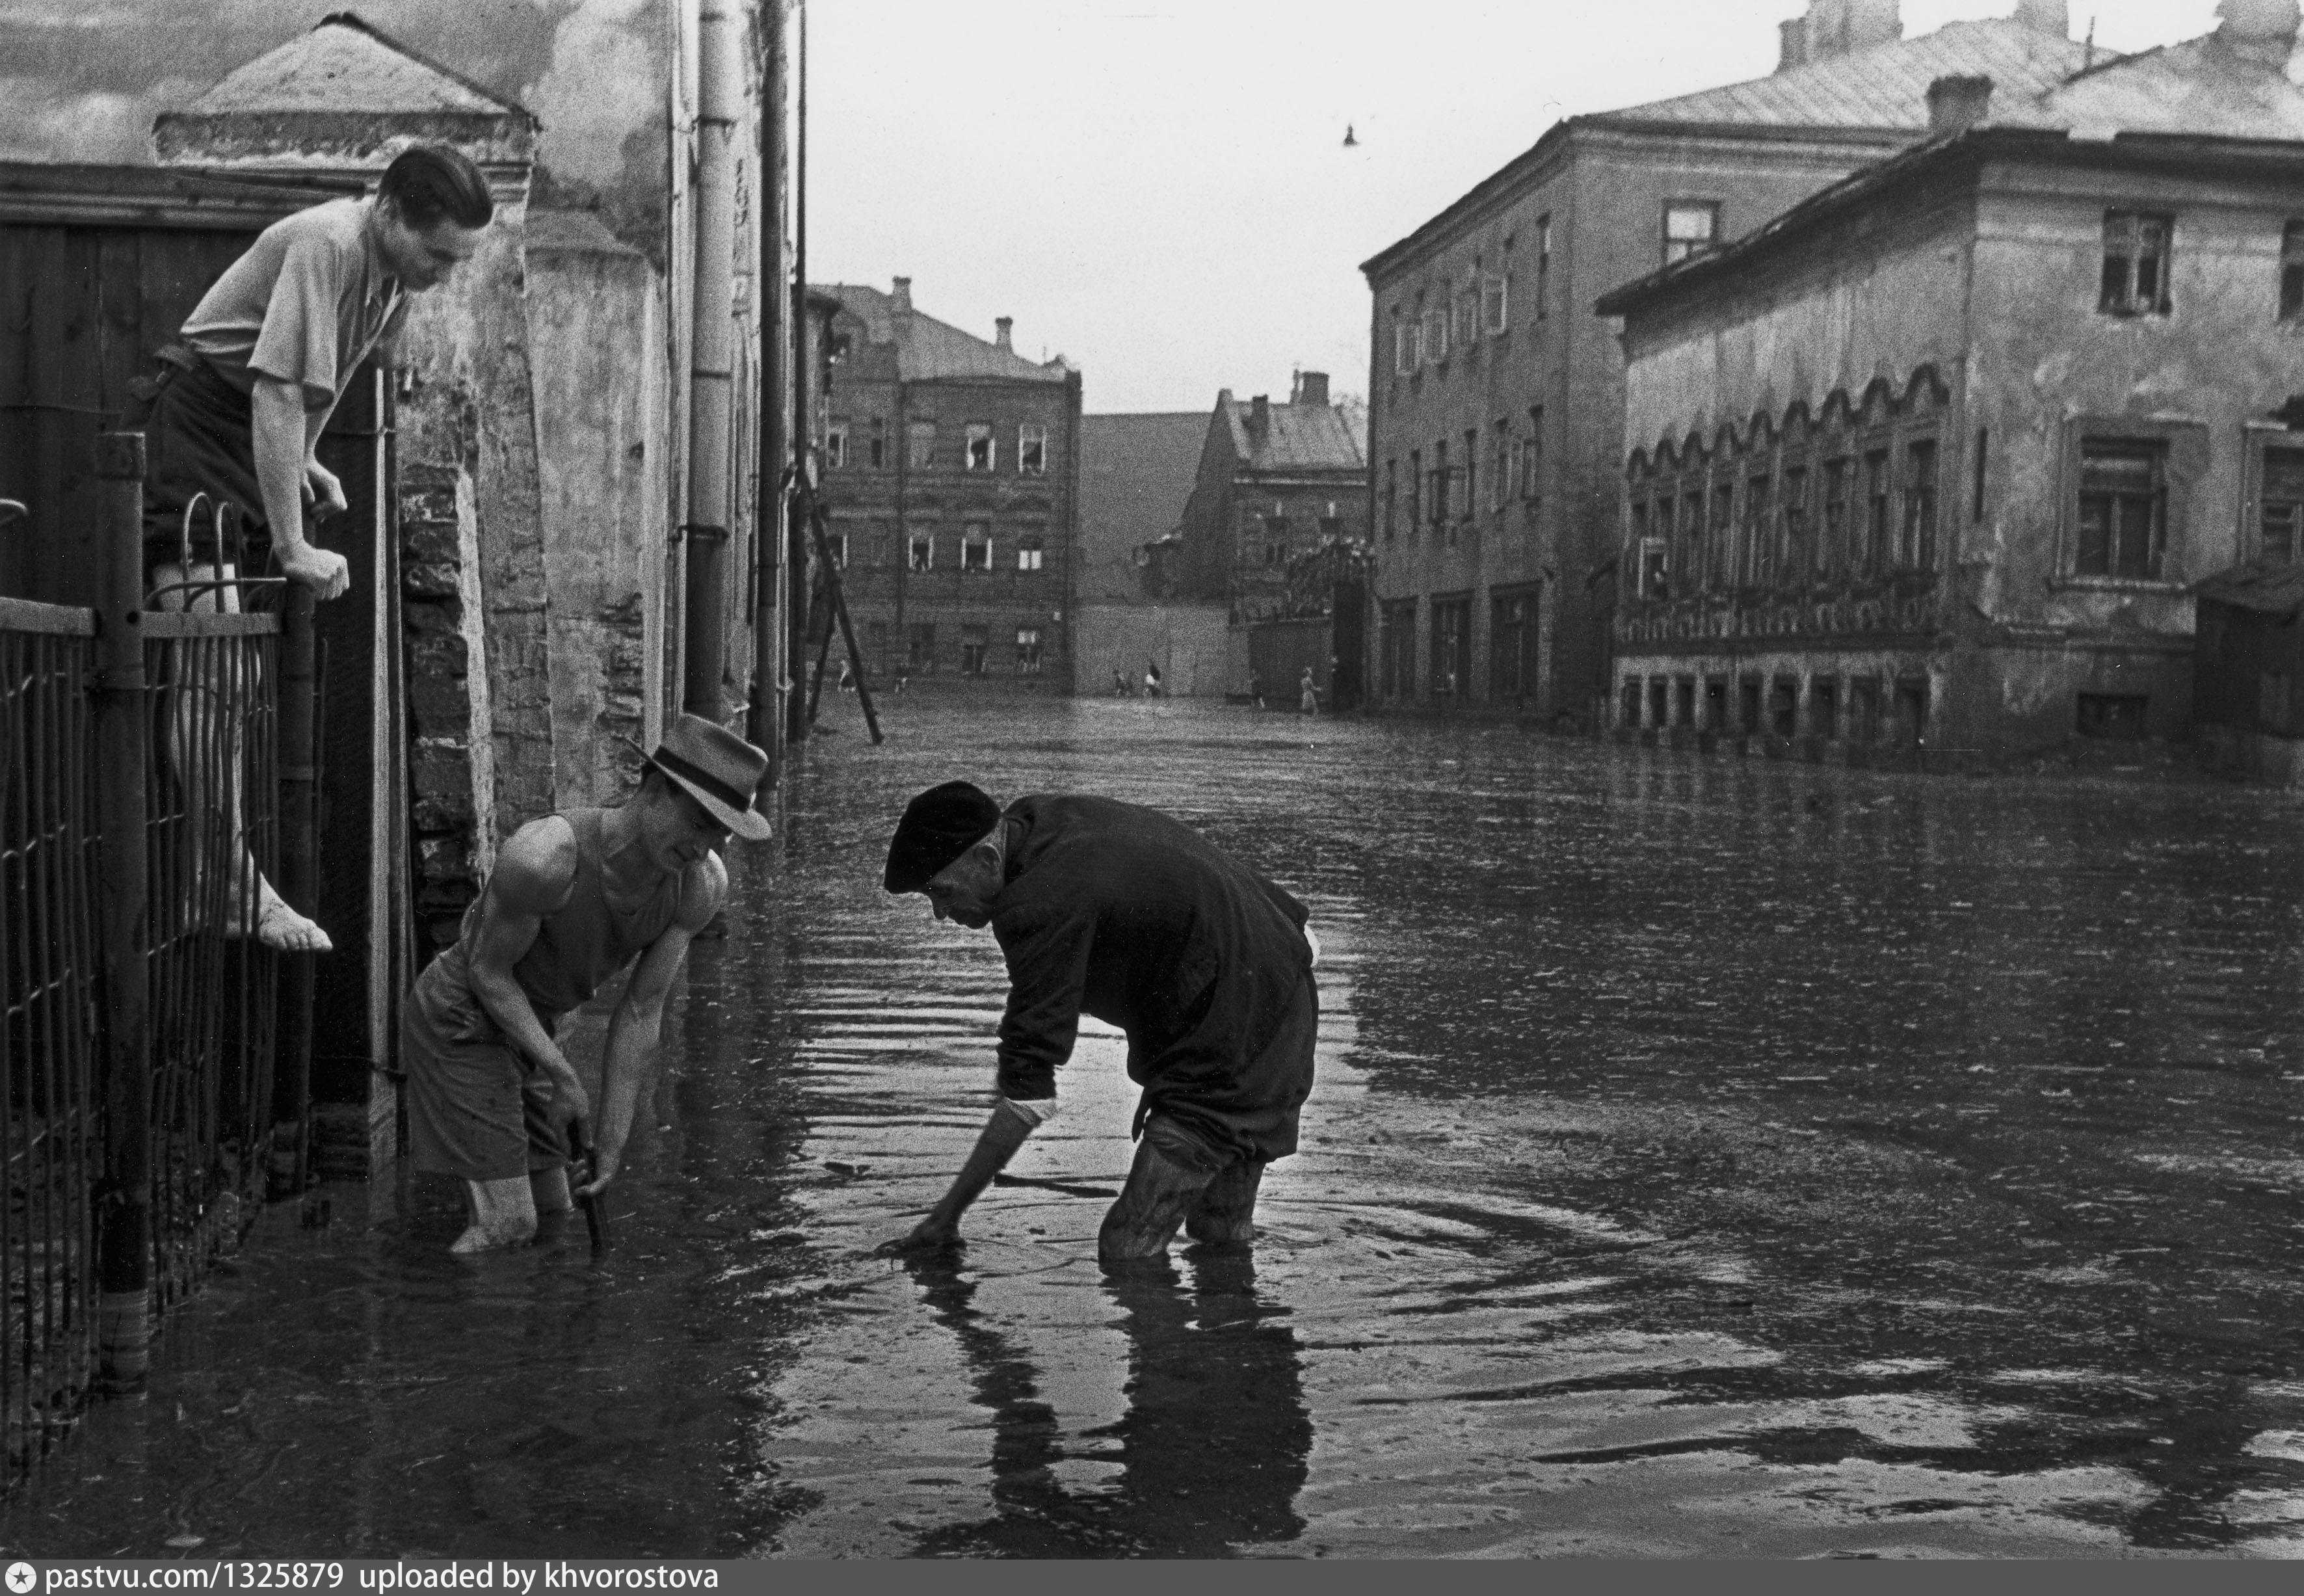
7,1562,37,1593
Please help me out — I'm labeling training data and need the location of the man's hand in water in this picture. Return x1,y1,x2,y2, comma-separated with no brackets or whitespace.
572,1142,619,1200
875,1213,960,1257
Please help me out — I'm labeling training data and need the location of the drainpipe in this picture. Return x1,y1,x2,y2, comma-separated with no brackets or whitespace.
683,0,744,720
748,0,789,774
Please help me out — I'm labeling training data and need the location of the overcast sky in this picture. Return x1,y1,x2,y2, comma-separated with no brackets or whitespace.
806,0,2223,414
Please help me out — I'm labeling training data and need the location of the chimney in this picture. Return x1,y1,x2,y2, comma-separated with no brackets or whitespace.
890,276,913,313
1798,0,1902,61
1778,16,1809,70
1846,0,1902,50
1927,74,1993,135
995,316,1013,351
1249,394,1270,436
2012,0,2069,37
2216,0,2303,69
1293,371,1330,408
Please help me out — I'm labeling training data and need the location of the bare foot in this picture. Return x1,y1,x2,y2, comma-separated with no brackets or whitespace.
254,884,332,953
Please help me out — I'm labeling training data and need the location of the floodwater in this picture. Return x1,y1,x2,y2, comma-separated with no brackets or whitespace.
7,696,2304,1558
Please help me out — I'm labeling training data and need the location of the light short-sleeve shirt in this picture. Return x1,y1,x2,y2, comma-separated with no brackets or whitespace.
181,197,407,410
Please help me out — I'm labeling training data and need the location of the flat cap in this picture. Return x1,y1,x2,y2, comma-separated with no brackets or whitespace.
884,780,1003,893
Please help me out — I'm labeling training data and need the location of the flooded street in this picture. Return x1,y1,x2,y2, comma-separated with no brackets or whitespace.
8,697,2304,1558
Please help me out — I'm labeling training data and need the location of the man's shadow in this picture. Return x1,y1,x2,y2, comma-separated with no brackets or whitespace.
904,1247,1312,1558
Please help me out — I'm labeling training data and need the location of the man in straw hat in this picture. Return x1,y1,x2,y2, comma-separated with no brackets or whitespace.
400,713,771,1253
877,782,1321,1264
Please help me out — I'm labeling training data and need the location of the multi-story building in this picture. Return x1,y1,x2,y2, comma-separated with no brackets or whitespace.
812,278,1083,691
1176,371,1369,628
1360,0,2088,721
1598,6,2304,764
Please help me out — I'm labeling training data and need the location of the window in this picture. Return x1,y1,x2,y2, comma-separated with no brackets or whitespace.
907,421,936,470
1781,465,1808,579
2075,440,2166,579
1490,589,1538,698
825,423,847,470
1264,516,1290,565
1901,438,1938,570
2100,211,2173,317
1015,626,1043,673
1653,496,1675,581
1016,534,1045,572
907,622,936,668
1408,449,1422,530
1522,406,1544,501
1453,284,1476,352
1429,597,1470,697
1862,449,1890,572
1483,274,1509,336
1742,473,1771,586
1534,215,1551,320
827,331,852,366
1639,537,1669,600
1822,458,1850,572
1663,201,1719,265
909,530,934,570
867,418,886,469
1394,313,1418,376
1462,428,1479,522
1491,422,1511,512
1018,423,1047,476
960,624,988,676
1380,599,1416,698
964,424,995,472
1423,302,1450,364
961,522,991,571
2284,222,2304,321
1383,459,1397,539
1431,441,1450,526
1708,483,1734,588
2262,447,2304,562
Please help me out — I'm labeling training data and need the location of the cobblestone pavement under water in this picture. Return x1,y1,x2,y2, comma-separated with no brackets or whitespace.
8,697,2304,1558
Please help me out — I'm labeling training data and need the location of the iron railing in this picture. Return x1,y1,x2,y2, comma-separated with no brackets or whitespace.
0,600,101,1478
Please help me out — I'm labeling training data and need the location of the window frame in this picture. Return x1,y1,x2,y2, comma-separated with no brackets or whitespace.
1017,423,1048,477
1016,533,1045,572
960,522,992,572
825,422,847,470
2055,416,2205,591
908,527,935,572
962,423,996,473
906,420,937,472
1662,200,1721,266
2249,427,2304,564
2099,209,2175,318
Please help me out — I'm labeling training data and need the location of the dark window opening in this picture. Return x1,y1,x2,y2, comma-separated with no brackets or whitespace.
1972,428,1988,522
907,623,937,669
1850,676,1881,743
1894,678,1931,746
1704,676,1727,731
1739,676,1762,735
1902,437,1938,570
2075,440,2167,580
1781,466,1808,582
2076,692,2147,740
2281,221,2304,320
1621,677,1641,727
1647,678,1669,728
2262,446,2304,563
1863,449,1890,573
1822,458,1850,574
1674,678,1695,728
2100,210,2173,317
1809,678,1837,739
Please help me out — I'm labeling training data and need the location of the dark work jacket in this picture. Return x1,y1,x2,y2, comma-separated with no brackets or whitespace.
989,795,1316,1160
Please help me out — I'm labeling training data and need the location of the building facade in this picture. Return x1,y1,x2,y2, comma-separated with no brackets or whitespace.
1360,0,2089,723
812,280,1083,691
1176,371,1368,618
1600,19,2304,763
1074,411,1230,696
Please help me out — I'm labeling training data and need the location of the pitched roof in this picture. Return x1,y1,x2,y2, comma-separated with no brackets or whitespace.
2196,555,2304,617
2026,33,2304,140
1221,394,1365,475
815,283,1072,384
1608,18,2092,131
179,12,531,122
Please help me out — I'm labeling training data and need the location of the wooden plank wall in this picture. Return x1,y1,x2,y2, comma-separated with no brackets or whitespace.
0,224,254,606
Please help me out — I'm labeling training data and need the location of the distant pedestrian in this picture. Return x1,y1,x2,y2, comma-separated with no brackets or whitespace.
838,657,855,693
876,782,1321,1263
1299,668,1319,716
894,663,910,695
1113,669,1132,698
1248,671,1264,710
1145,659,1164,698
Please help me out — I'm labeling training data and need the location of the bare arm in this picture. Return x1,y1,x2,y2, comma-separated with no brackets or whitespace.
463,818,584,1119
878,1103,1037,1255
250,377,348,598
577,853,728,1195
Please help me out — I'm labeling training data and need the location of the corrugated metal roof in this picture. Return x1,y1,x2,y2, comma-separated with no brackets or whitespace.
2196,557,2304,617
181,14,530,121
816,283,1071,384
1611,18,2093,129
1223,395,1365,473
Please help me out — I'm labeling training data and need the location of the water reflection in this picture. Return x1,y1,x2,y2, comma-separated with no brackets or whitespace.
903,1249,1309,1558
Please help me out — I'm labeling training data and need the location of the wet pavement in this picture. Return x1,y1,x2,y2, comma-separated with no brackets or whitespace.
7,695,2304,1558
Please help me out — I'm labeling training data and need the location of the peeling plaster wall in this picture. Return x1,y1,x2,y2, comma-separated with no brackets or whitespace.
527,222,670,808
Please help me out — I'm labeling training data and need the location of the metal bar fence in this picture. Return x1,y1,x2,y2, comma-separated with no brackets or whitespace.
0,598,101,1480
140,612,278,1311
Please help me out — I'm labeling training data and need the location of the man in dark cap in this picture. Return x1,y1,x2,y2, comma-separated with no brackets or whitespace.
400,713,771,1253
878,782,1321,1263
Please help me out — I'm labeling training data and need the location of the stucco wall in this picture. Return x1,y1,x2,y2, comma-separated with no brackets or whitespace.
1075,603,1232,697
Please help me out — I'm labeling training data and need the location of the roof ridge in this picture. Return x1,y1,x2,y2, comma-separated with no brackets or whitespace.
311,10,536,122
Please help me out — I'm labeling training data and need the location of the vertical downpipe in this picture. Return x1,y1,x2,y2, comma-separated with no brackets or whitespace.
784,3,812,751
683,0,743,720
271,580,318,1198
92,433,151,1393
748,0,789,774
